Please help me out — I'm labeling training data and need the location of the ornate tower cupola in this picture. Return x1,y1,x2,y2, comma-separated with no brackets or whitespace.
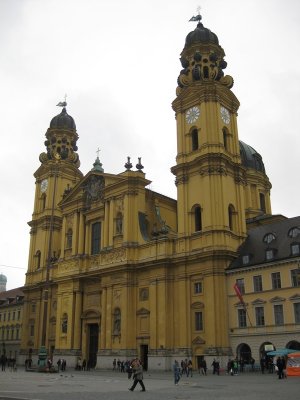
176,14,234,95
39,102,80,167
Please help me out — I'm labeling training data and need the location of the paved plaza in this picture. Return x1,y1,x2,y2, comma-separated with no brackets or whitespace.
0,368,299,400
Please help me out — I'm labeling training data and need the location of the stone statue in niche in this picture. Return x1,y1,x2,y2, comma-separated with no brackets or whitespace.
61,316,68,333
116,213,123,234
113,308,121,335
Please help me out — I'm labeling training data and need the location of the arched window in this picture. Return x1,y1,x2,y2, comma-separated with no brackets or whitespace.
66,228,73,249
203,66,209,79
116,212,123,234
263,233,276,244
193,205,202,232
113,308,121,335
35,250,41,269
259,193,266,213
288,227,300,238
191,129,199,151
228,204,235,230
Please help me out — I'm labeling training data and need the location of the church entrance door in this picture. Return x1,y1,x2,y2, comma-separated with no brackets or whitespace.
140,344,148,371
88,323,99,368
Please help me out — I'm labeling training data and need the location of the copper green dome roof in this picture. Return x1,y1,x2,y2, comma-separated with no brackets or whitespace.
239,140,265,174
0,273,7,283
50,107,76,130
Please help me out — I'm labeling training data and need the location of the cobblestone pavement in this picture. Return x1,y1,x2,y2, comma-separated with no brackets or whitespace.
0,368,299,400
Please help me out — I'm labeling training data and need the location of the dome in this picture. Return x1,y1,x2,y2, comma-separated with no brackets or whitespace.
50,107,76,130
0,273,7,283
185,22,219,48
239,140,266,173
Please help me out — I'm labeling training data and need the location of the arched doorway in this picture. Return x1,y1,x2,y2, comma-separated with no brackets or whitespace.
140,344,148,371
286,340,300,351
260,341,275,373
259,341,275,357
81,310,101,368
237,343,252,364
88,323,99,368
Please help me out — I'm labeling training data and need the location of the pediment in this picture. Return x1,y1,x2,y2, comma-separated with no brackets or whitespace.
59,170,125,208
192,336,206,344
81,309,101,319
251,298,266,305
269,296,285,303
234,301,248,308
289,293,300,301
136,308,150,316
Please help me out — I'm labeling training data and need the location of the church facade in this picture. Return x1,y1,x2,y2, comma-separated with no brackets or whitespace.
20,16,300,370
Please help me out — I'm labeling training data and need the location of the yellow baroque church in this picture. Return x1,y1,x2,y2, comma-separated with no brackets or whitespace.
20,15,300,370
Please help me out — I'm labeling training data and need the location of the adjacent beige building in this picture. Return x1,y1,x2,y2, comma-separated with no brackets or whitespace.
0,287,24,363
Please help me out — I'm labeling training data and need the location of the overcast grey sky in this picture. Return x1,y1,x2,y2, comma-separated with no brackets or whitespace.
0,0,299,290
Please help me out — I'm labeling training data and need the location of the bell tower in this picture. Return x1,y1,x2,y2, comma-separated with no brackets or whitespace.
171,14,247,250
24,103,83,350
27,103,83,276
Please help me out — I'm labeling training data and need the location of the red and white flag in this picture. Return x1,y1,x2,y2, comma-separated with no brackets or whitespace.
233,282,244,304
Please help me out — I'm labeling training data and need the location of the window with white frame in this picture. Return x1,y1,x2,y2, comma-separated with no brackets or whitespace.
294,303,300,324
195,311,203,331
253,275,263,292
271,272,281,289
238,308,247,328
291,269,300,287
255,306,265,326
194,282,203,294
274,304,284,325
236,278,245,295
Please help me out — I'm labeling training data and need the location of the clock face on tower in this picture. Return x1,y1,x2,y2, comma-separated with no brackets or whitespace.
220,106,230,124
40,179,48,193
185,106,200,124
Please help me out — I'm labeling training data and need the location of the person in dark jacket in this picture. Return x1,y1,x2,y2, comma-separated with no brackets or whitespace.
129,361,146,392
276,357,284,379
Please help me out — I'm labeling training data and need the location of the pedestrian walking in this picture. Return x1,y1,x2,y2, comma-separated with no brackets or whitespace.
129,361,146,392
200,359,207,375
187,360,193,377
173,360,181,385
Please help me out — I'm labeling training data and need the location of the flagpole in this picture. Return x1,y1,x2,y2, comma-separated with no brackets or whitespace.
233,283,253,327
244,304,253,327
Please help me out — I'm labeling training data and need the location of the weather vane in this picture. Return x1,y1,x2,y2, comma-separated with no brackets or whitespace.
56,93,67,108
189,5,202,22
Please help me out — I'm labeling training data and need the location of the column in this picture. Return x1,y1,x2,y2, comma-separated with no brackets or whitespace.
28,232,36,272
84,222,90,255
149,279,158,351
60,216,66,257
72,212,79,256
73,290,83,349
100,287,107,349
108,199,114,247
55,292,63,350
78,212,85,254
103,201,109,248
105,286,113,349
157,277,167,348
